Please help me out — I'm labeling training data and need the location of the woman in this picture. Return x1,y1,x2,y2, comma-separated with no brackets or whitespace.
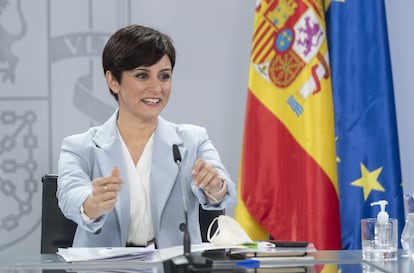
57,24,237,249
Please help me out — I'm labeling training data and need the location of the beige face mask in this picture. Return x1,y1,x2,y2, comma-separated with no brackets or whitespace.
207,215,253,246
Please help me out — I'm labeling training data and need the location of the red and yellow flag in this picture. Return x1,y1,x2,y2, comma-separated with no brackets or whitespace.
235,0,341,250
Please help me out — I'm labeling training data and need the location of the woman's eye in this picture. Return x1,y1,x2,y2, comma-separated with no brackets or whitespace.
135,73,148,79
159,73,171,81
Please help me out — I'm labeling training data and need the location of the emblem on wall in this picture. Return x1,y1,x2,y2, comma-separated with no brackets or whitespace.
0,0,27,83
0,0,131,252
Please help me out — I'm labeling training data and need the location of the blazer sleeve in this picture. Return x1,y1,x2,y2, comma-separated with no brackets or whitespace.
187,126,237,210
57,134,108,233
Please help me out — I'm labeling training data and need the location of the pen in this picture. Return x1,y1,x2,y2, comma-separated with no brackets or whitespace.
235,259,260,269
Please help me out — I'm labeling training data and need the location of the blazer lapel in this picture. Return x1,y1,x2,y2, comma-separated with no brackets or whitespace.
151,117,187,230
93,110,130,245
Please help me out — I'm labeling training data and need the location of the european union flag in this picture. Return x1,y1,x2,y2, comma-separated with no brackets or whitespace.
326,0,405,249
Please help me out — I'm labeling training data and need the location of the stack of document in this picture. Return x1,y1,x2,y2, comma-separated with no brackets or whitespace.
57,247,156,262
228,242,317,258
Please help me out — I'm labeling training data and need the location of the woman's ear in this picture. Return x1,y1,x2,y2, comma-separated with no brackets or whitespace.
105,71,120,94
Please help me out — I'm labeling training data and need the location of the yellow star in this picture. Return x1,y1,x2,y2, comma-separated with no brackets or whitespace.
351,163,385,201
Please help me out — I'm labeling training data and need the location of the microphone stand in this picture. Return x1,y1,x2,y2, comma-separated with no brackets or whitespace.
163,145,213,273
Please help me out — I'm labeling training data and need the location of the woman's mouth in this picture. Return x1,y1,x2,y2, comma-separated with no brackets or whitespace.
142,98,160,104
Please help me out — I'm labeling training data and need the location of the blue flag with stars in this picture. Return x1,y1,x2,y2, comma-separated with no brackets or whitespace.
326,0,405,249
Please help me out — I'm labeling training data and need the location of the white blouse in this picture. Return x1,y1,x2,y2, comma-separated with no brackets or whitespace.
119,132,155,246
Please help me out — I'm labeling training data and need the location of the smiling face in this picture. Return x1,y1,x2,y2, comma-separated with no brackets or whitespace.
106,54,172,124
102,25,176,102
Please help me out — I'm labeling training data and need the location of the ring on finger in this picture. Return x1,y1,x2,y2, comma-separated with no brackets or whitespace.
103,185,108,192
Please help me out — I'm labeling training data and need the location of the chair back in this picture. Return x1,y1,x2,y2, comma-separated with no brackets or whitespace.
41,174,77,253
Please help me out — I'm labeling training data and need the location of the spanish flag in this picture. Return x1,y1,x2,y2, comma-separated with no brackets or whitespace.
235,0,341,250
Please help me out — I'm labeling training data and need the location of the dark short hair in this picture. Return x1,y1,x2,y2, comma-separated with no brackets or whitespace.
102,24,176,100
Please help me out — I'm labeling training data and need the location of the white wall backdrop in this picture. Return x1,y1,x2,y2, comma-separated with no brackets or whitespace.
0,0,411,255
386,0,414,196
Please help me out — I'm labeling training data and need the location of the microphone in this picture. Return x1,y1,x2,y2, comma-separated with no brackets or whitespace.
173,143,182,163
163,144,213,273
172,144,191,256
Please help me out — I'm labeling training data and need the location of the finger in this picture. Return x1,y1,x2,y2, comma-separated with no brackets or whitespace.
102,182,122,193
92,176,106,187
192,159,205,175
94,183,108,195
196,167,211,186
201,171,220,190
96,190,118,203
92,180,105,196
192,159,207,185
108,167,122,185
193,169,208,187
112,166,120,177
91,183,113,199
208,176,224,193
97,198,118,213
101,168,123,189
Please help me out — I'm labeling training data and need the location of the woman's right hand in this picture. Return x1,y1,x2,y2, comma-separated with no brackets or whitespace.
83,167,123,220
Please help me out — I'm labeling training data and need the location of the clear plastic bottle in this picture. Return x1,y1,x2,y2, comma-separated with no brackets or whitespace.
364,200,398,260
372,201,392,247
401,213,414,253
401,194,414,258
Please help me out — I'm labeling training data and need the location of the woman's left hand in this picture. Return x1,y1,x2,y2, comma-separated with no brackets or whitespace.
192,159,223,194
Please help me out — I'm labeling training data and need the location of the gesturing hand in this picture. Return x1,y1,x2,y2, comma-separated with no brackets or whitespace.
192,159,223,194
83,167,123,220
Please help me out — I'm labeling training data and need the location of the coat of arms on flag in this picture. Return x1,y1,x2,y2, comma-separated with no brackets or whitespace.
251,0,329,116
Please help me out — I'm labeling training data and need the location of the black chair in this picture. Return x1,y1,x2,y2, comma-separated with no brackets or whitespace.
41,174,223,253
41,174,77,254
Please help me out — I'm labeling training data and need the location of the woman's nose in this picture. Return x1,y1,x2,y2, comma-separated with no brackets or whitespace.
147,77,162,92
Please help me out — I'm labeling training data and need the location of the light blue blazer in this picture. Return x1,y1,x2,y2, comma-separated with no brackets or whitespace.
57,110,237,249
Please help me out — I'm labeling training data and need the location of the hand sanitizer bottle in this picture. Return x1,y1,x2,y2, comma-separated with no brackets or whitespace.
369,200,398,260
371,201,391,246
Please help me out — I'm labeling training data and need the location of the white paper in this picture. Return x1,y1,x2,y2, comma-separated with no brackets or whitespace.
57,246,156,262
57,243,265,263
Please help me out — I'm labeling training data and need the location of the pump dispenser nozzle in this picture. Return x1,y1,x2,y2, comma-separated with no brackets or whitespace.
370,200,389,224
